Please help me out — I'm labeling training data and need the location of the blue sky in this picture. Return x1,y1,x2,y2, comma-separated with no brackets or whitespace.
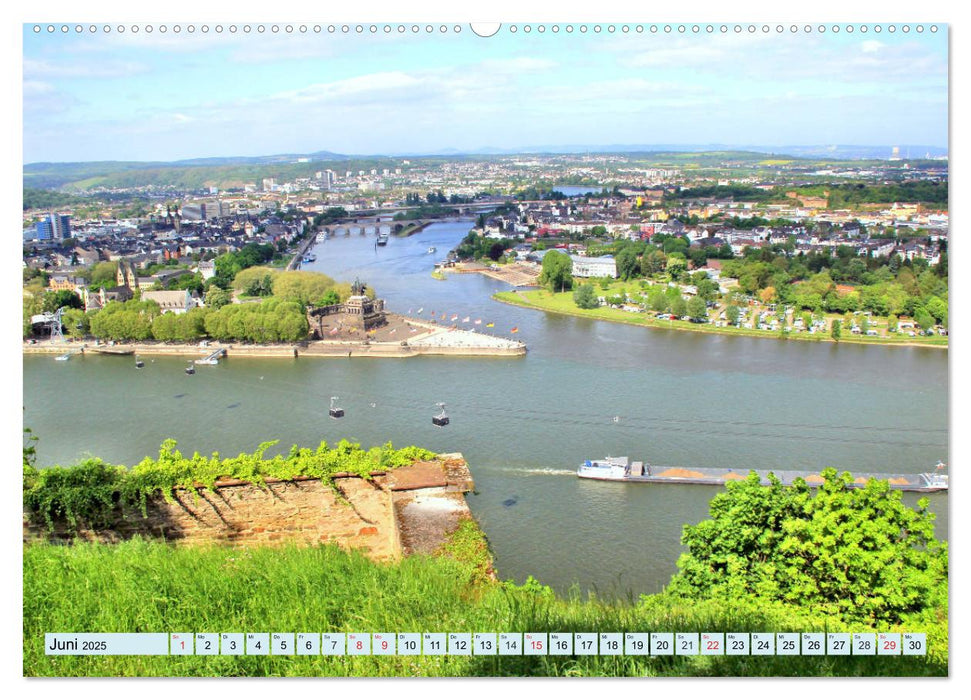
22,25,948,162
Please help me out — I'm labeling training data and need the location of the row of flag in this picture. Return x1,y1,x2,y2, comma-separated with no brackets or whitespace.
331,324,515,335
405,308,511,332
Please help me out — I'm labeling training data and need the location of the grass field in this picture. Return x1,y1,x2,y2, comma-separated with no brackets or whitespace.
24,538,945,677
494,289,948,348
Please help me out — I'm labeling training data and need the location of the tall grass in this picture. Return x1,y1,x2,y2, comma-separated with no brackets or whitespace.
24,539,945,677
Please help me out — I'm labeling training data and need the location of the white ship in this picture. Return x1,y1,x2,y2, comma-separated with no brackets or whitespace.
577,456,948,492
577,456,636,480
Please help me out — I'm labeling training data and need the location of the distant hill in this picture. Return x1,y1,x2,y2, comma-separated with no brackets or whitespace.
22,152,389,191
390,144,948,160
24,144,947,192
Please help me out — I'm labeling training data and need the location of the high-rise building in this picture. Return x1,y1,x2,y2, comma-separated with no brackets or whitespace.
205,201,223,220
181,203,204,221
36,213,70,240
35,220,53,240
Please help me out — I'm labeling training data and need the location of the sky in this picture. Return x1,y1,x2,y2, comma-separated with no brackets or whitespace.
22,23,949,163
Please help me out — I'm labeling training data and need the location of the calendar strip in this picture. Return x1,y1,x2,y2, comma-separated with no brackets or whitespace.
44,632,927,656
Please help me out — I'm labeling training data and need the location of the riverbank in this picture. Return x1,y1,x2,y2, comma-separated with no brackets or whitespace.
494,289,948,349
287,235,317,270
438,261,540,287
23,313,527,359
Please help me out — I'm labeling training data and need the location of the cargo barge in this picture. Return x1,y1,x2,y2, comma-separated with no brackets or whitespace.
577,457,948,493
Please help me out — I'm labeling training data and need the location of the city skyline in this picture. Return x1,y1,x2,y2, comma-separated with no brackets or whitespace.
24,25,948,163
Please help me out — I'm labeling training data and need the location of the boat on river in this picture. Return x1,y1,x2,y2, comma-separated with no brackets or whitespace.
427,246,436,254
376,233,389,246
302,253,317,263
577,456,948,492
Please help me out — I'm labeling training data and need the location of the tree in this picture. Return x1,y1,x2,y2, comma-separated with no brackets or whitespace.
538,251,573,293
686,295,707,321
61,308,89,339
759,286,776,305
233,266,280,294
42,290,83,313
668,470,947,624
272,271,338,306
670,295,687,318
665,255,687,282
615,248,639,281
641,249,667,276
573,283,598,309
695,278,719,302
205,286,232,310
915,307,935,333
725,304,740,326
830,319,841,341
925,296,948,327
648,286,669,313
316,289,341,307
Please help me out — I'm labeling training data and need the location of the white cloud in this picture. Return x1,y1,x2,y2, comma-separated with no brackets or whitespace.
861,40,885,53
23,80,80,113
24,58,148,79
274,71,425,103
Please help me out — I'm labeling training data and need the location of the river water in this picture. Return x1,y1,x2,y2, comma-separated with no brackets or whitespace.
23,221,949,596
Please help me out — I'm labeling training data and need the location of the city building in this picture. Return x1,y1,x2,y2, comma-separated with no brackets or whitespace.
116,259,139,289
571,255,618,278
141,289,196,314
34,213,71,241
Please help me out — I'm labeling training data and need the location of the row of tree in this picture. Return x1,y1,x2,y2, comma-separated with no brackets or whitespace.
80,297,309,343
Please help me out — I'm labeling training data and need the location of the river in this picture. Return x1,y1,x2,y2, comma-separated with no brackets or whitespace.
22,220,949,596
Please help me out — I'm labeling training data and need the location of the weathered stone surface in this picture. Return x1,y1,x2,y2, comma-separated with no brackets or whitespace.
23,475,401,561
388,461,448,491
24,454,479,565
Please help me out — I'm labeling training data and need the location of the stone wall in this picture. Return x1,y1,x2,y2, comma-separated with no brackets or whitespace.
23,456,478,563
23,474,401,561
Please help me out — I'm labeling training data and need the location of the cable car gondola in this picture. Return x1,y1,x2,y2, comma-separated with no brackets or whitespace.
135,356,144,369
329,395,344,419
432,402,449,427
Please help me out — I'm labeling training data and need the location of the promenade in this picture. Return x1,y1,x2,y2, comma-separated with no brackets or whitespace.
23,314,526,360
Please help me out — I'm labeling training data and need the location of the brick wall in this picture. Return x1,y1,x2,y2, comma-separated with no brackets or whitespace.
22,474,401,561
